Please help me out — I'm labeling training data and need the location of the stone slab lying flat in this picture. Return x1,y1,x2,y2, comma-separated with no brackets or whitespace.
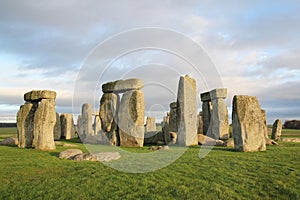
24,90,56,101
102,78,144,93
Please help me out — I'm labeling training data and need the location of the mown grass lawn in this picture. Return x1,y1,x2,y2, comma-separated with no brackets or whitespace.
0,128,299,199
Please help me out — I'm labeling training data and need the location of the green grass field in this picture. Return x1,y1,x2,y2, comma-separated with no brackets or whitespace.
0,128,299,199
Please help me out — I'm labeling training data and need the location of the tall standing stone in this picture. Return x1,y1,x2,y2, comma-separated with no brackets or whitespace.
197,112,203,134
33,99,56,150
261,109,268,139
271,119,282,140
77,115,82,136
17,102,38,148
82,103,93,137
169,102,177,132
118,90,145,147
207,88,229,140
145,116,156,132
200,92,212,135
176,75,198,146
99,93,119,145
232,95,266,152
53,112,61,140
60,114,75,140
162,113,171,144
94,115,102,135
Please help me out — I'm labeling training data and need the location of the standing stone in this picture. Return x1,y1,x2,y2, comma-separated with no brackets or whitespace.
162,113,171,144
200,92,212,135
169,102,177,132
197,112,203,134
118,90,145,147
145,116,156,132
261,110,268,139
176,75,198,146
207,88,229,140
82,103,93,137
17,102,38,148
53,112,61,140
99,93,119,145
271,119,282,140
24,90,56,101
232,95,266,152
60,114,75,140
94,115,102,135
77,115,83,136
33,99,56,150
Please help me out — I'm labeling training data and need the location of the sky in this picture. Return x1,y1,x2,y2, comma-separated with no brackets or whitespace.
0,0,299,124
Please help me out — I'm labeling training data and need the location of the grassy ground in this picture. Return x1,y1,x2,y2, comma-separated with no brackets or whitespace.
0,128,299,199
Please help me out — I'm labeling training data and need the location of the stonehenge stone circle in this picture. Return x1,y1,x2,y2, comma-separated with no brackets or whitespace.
197,112,203,134
162,113,171,144
200,91,212,135
145,116,156,132
53,112,61,140
33,99,56,150
102,78,144,93
271,119,282,140
232,95,266,152
60,113,75,140
77,115,82,136
207,88,229,140
176,75,198,146
17,102,38,148
118,90,145,147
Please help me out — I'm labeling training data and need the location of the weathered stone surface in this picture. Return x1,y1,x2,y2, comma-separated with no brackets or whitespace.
282,138,300,142
271,119,282,140
77,115,82,136
82,103,93,136
83,134,104,144
197,134,224,146
72,152,121,162
59,149,83,159
283,120,300,129
207,89,229,140
118,90,145,147
144,131,164,145
226,138,235,148
94,115,102,135
100,93,119,145
33,99,56,150
197,112,204,134
0,137,18,146
145,116,156,132
53,112,61,140
201,101,212,135
169,102,177,132
60,114,75,140
200,91,211,102
162,114,171,144
148,146,170,151
24,90,56,101
176,75,198,146
17,102,38,148
265,138,279,145
102,78,144,93
210,88,227,99
169,132,177,144
261,109,268,139
232,95,266,152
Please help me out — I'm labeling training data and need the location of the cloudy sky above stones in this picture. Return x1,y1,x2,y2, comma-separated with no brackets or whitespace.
0,0,299,123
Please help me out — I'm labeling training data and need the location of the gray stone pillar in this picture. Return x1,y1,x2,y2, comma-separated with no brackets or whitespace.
271,119,282,140
60,113,75,140
207,88,229,140
145,116,156,132
118,90,145,147
176,75,198,146
82,103,93,137
261,109,268,139
200,92,212,135
169,102,177,132
53,112,61,140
